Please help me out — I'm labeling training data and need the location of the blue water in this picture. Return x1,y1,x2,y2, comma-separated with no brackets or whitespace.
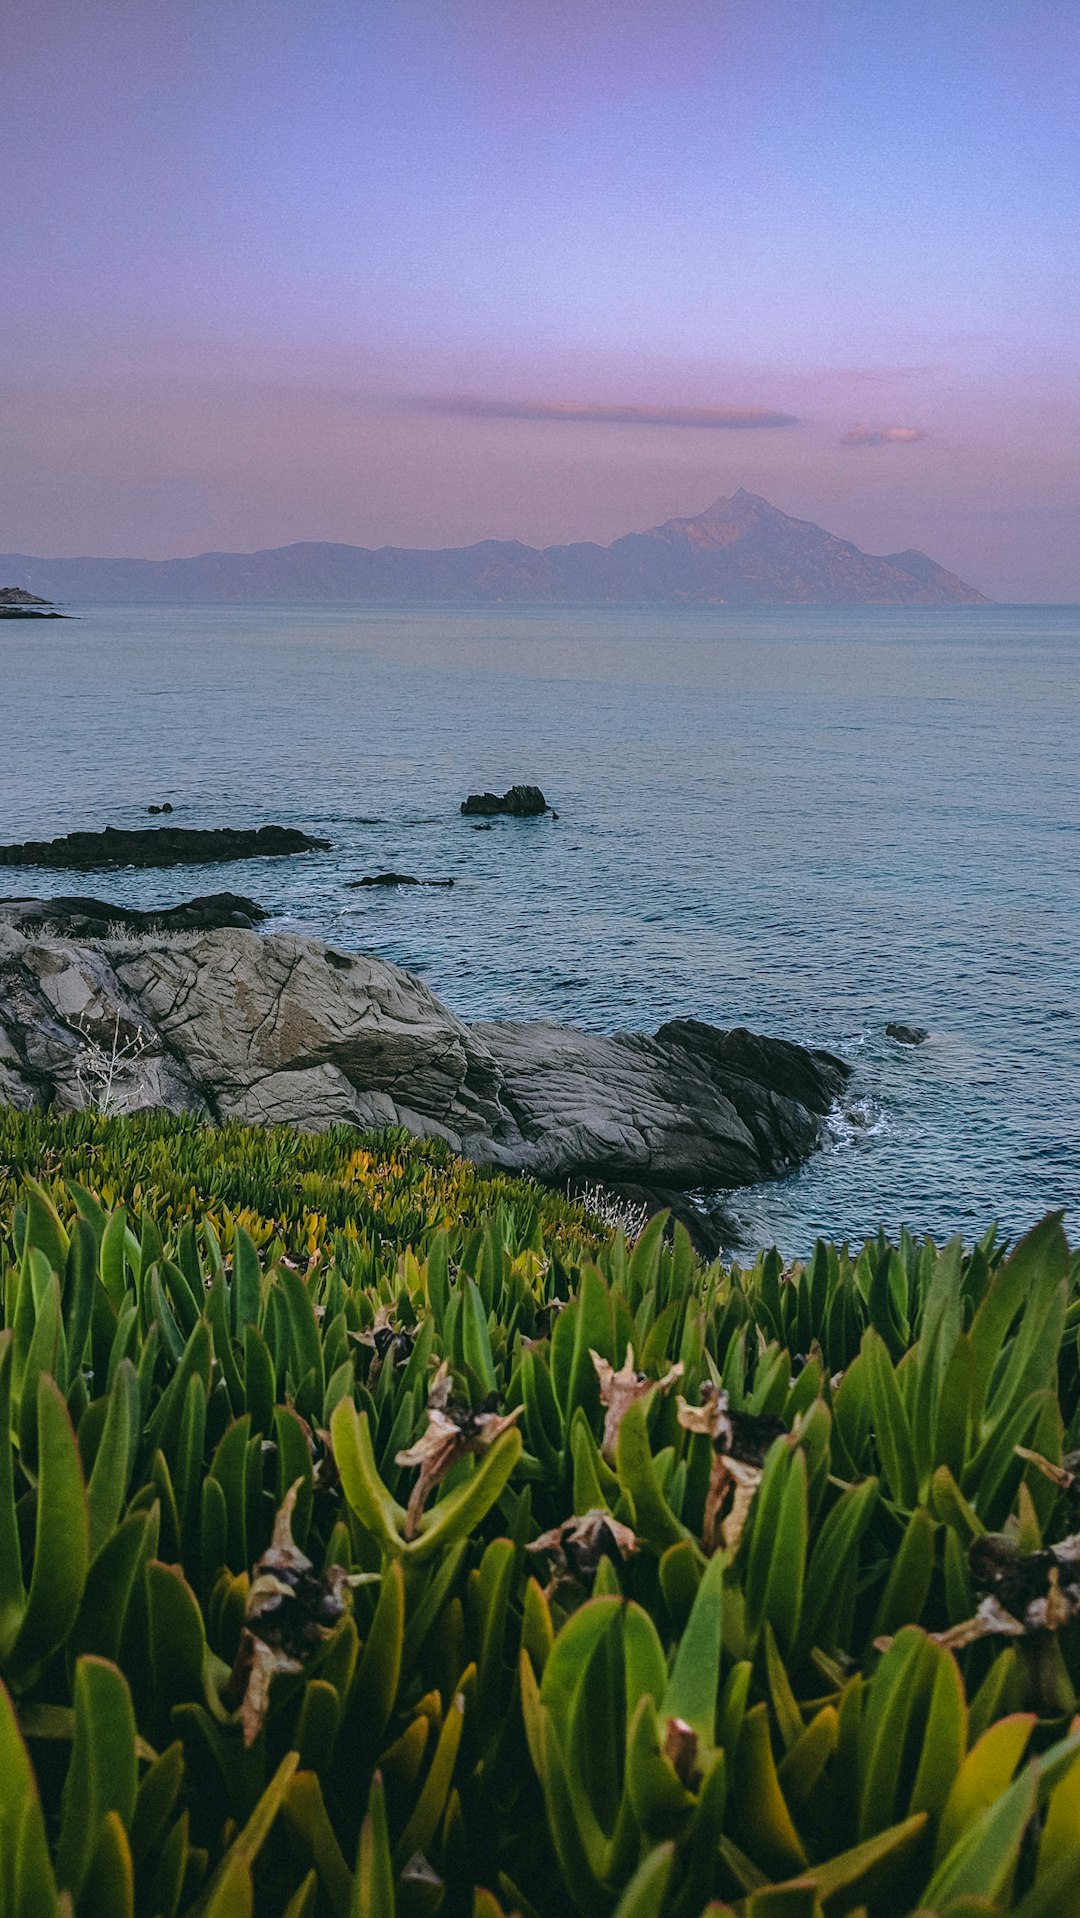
3,602,1078,1254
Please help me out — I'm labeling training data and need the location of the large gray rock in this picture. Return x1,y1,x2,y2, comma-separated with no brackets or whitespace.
0,918,848,1199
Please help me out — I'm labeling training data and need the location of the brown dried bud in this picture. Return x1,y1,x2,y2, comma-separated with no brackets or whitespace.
591,1346,683,1463
395,1362,523,1539
356,1303,417,1382
527,1509,638,1596
228,1483,361,1746
664,1716,702,1792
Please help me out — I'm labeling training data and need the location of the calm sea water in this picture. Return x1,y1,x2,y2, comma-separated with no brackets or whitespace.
3,602,1078,1255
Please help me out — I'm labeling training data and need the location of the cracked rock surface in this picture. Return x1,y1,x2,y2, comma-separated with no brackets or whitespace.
0,918,848,1193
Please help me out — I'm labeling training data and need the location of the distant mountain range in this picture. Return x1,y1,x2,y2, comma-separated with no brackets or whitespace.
0,490,988,605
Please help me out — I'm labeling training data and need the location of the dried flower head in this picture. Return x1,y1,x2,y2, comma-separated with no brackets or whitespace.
395,1362,523,1539
228,1483,361,1746
677,1385,788,1555
591,1346,683,1462
356,1303,417,1383
528,1508,638,1598
923,1530,1080,1656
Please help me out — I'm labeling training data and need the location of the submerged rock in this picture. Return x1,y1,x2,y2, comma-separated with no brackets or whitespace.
350,873,454,888
886,1022,929,1046
460,785,548,817
0,923,849,1213
0,823,330,871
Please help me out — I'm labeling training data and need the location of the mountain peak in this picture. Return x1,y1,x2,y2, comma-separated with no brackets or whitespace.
699,488,772,518
649,487,786,551
0,493,989,605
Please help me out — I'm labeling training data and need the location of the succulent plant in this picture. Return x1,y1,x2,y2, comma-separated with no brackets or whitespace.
1,1109,1080,1913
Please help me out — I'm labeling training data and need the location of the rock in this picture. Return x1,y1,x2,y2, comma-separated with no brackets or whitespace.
654,1020,848,1171
886,1022,929,1046
460,785,548,818
0,607,68,619
0,586,68,619
349,873,454,889
0,824,330,871
0,924,848,1209
146,804,175,815
0,894,269,937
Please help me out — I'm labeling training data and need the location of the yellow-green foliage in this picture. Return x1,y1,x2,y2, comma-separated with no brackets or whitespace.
0,1106,605,1265
1,1109,1080,1918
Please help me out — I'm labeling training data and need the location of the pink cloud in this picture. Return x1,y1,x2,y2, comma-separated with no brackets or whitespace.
841,423,927,447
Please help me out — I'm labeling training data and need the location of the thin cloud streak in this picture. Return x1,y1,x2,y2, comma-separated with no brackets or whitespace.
402,395,800,429
841,424,927,446
837,366,938,384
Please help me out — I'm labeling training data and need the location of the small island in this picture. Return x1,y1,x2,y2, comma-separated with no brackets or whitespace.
0,586,68,619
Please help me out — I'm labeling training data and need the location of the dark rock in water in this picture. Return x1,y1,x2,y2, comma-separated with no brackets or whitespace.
886,1022,929,1046
0,893,268,936
147,803,174,815
0,925,847,1206
461,784,548,817
0,606,68,619
0,586,68,619
0,823,330,871
349,873,454,889
654,1020,850,1176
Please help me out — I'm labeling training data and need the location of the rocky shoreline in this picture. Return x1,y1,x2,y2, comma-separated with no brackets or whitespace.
0,901,847,1242
0,823,330,871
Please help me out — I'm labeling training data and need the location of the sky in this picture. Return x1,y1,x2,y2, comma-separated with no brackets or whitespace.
1,0,1078,599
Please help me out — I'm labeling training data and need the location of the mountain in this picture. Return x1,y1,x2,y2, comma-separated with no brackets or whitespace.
0,491,988,605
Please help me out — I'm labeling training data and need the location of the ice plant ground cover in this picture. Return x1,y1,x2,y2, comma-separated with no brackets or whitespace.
1,1112,1080,1915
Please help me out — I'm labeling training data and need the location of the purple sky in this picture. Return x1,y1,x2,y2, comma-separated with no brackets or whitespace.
2,0,1078,598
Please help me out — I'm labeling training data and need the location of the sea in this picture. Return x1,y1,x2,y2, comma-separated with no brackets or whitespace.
3,601,1078,1257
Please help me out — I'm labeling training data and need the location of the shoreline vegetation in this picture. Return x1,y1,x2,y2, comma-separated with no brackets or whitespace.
0,1107,1078,1914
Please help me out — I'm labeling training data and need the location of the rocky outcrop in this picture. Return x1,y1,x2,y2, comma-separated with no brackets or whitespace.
886,1022,929,1046
460,786,548,818
0,922,848,1204
0,586,66,619
0,824,331,871
349,874,454,889
0,894,268,936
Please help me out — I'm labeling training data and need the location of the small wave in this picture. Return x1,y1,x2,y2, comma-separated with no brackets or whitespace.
839,1028,872,1054
824,1095,892,1148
